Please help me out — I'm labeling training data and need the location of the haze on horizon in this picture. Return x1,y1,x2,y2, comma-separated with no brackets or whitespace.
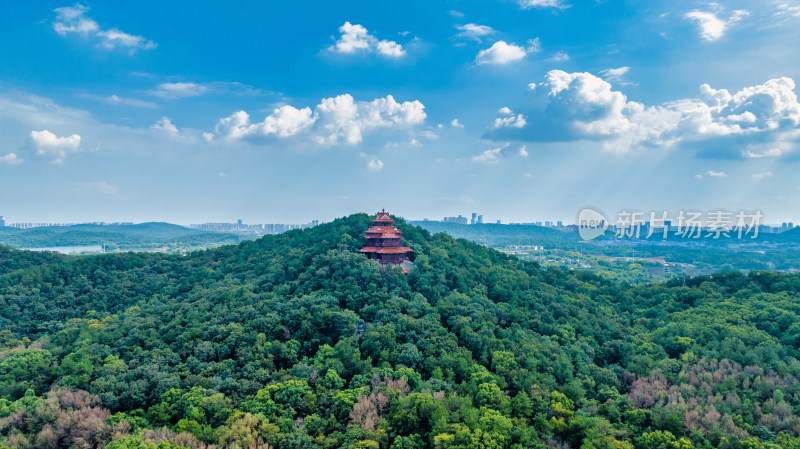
2,1,800,225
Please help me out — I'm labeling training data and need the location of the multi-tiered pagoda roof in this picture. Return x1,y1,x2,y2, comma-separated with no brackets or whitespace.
359,209,413,268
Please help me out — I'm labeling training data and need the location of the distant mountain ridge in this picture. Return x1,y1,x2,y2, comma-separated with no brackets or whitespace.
0,222,244,249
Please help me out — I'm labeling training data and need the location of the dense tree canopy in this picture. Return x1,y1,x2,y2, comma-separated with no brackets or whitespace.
1,214,799,448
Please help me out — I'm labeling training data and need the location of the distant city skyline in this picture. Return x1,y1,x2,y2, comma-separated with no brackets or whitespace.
2,212,797,234
2,2,800,223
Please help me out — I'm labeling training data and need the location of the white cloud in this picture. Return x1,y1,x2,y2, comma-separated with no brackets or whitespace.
366,156,384,171
329,22,406,58
694,170,727,179
684,9,749,41
472,146,506,164
151,117,178,133
492,107,527,129
472,143,527,164
451,119,464,128
599,66,630,83
146,81,262,100
83,94,157,108
773,3,800,25
75,181,118,195
148,82,208,100
376,40,405,57
548,51,570,62
213,94,425,145
97,29,157,50
752,171,773,179
456,24,496,42
744,145,792,158
29,130,81,163
418,130,439,140
527,38,542,53
485,70,800,158
215,107,314,141
53,4,98,35
518,0,569,9
0,153,23,165
53,4,156,52
476,41,529,65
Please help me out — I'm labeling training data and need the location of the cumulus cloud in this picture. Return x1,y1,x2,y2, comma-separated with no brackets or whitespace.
684,9,749,41
329,22,406,58
450,119,464,128
492,107,527,129
518,0,569,9
367,158,384,170
52,4,98,35
0,153,23,165
456,23,496,42
53,4,156,52
28,130,81,163
360,153,384,171
472,143,528,164
151,117,179,133
485,70,800,158
476,41,529,65
213,94,425,145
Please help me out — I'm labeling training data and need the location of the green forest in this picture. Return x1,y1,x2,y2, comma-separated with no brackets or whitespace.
1,214,799,449
412,221,800,275
0,223,245,252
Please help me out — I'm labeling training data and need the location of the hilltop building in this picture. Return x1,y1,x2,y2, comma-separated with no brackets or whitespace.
359,210,414,268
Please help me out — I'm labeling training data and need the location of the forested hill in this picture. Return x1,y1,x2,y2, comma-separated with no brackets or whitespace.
1,214,800,449
0,222,243,250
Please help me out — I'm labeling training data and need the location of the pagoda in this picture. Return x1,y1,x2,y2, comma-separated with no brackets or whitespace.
359,209,414,267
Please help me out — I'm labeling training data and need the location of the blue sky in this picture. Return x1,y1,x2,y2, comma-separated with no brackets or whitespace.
1,0,800,224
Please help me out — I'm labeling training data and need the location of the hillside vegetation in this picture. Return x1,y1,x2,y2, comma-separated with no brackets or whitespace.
1,214,799,449
0,223,244,251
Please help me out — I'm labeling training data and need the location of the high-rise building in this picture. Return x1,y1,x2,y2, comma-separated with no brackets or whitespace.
477,215,484,224
0,216,5,227
471,212,477,225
